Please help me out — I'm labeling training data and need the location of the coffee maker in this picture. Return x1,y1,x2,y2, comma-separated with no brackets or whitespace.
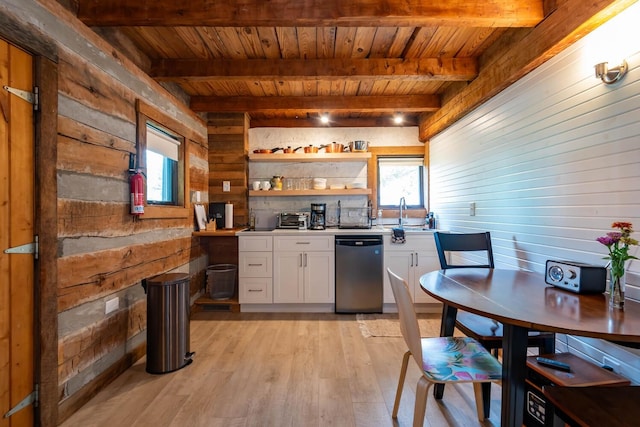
310,203,326,230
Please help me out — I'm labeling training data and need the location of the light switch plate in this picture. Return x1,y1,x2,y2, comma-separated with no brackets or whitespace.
469,202,476,216
223,181,231,192
105,297,119,314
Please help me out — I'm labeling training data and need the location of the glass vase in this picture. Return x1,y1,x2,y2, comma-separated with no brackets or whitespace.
609,267,626,310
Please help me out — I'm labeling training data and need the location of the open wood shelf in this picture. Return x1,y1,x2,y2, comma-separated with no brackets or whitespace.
249,188,371,197
193,296,240,313
248,152,371,162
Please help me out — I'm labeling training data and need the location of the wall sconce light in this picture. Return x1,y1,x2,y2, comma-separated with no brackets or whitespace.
320,113,329,124
393,114,404,125
594,60,628,84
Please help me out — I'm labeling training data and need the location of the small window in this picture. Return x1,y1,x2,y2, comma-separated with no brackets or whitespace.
145,122,182,205
378,156,425,208
135,99,189,219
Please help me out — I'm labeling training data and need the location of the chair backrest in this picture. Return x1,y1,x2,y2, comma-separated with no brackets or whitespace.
387,268,423,368
433,232,494,269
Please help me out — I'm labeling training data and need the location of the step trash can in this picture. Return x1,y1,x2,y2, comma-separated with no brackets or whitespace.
206,264,237,300
143,273,195,374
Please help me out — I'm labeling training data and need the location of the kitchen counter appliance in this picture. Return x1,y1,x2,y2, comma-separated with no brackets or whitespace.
335,235,383,313
277,212,308,229
310,203,326,230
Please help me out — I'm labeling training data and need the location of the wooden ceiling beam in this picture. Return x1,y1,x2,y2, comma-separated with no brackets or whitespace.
77,0,544,27
418,0,637,141
191,95,440,114
151,58,478,82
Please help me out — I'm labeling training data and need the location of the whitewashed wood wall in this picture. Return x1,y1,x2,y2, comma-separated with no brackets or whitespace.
430,8,640,382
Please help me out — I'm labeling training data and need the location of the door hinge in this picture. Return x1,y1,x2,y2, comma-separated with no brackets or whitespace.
2,85,39,111
4,235,39,260
3,384,38,419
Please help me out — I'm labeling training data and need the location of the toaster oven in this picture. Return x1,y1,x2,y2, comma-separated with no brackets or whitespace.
276,212,308,229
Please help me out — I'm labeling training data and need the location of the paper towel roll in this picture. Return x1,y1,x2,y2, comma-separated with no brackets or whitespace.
225,202,233,229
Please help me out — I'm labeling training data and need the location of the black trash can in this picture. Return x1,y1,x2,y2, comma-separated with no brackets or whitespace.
206,264,237,300
143,273,194,374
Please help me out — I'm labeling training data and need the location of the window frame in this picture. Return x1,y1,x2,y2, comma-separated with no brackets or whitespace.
367,146,428,218
136,99,190,219
377,155,425,209
145,121,182,206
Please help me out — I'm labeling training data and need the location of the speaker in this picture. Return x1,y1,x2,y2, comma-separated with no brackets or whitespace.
544,260,606,294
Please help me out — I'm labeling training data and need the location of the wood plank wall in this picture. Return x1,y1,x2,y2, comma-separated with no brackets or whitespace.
429,11,640,383
207,113,249,227
0,1,210,423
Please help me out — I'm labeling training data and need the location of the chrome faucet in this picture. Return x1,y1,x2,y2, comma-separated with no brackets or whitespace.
398,196,407,226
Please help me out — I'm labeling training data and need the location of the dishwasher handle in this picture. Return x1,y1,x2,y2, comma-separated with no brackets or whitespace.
335,238,382,247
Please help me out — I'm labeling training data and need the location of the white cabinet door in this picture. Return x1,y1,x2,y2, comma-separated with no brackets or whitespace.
384,251,413,303
273,251,304,303
413,250,440,303
383,234,441,304
304,251,334,303
274,250,334,303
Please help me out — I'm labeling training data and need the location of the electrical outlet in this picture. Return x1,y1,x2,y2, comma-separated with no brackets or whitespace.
223,181,231,192
105,297,119,314
470,202,476,216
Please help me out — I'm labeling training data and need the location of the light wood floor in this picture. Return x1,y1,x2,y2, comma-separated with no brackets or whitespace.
60,312,502,427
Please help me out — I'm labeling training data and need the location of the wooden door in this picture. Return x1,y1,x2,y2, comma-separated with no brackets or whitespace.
0,40,35,427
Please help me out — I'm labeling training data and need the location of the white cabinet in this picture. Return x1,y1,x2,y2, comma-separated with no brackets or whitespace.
238,235,273,304
273,236,335,303
383,234,440,304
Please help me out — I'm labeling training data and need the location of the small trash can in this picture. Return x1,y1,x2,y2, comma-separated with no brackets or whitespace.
143,273,194,374
206,264,237,300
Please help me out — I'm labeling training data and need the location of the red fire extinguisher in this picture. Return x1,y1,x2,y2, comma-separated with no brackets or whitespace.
130,169,145,215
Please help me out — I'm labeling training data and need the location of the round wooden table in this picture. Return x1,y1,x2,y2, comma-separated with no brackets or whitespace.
420,268,640,427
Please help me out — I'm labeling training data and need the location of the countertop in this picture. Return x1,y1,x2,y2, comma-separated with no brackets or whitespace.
234,226,438,236
193,227,248,237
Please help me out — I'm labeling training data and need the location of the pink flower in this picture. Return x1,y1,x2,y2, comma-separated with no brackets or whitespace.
596,222,638,279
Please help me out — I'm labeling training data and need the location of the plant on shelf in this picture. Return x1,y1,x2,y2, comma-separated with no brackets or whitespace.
596,221,638,309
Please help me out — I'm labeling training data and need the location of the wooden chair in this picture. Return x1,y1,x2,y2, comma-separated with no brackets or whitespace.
387,268,502,425
433,231,555,356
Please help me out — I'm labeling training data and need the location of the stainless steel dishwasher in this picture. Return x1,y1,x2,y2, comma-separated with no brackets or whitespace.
335,235,383,313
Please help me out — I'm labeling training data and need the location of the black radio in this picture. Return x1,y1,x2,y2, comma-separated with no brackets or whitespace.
544,260,606,294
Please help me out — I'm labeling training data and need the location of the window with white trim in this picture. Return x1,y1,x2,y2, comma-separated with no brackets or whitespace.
377,156,425,208
145,122,182,205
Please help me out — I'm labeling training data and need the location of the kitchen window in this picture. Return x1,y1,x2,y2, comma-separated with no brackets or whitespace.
377,156,425,208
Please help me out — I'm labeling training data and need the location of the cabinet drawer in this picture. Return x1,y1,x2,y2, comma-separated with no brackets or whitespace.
274,235,335,251
239,235,273,251
239,252,273,277
239,277,272,304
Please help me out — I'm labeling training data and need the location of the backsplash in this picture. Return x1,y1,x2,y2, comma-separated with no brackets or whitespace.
247,127,423,226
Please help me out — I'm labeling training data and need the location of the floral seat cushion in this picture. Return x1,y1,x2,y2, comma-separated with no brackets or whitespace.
421,336,502,382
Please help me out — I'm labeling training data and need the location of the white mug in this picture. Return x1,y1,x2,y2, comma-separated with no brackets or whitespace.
261,180,271,190
252,181,261,191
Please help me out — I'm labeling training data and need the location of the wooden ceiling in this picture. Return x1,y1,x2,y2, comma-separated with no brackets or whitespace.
74,0,632,138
